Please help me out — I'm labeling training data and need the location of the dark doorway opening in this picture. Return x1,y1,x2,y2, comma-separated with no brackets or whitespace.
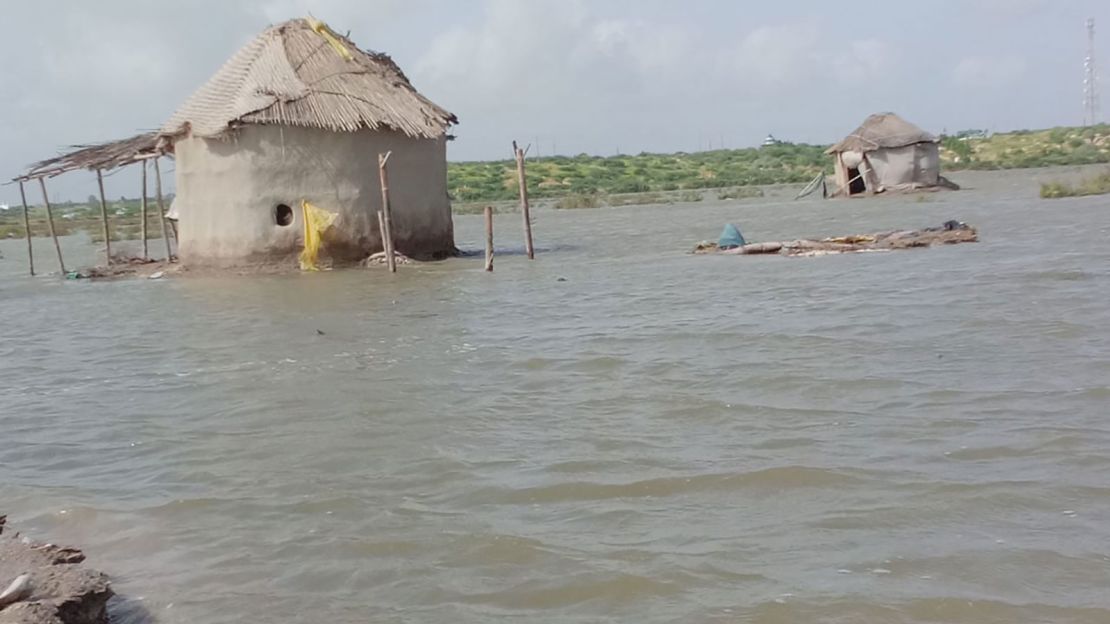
275,204,294,226
846,168,867,195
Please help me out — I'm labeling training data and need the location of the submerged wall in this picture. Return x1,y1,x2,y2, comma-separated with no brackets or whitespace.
867,143,940,191
173,125,453,265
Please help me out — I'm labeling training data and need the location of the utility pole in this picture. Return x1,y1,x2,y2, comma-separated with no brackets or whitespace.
1084,18,1100,126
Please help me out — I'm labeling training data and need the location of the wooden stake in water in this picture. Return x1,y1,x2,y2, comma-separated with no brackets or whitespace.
154,157,173,261
513,140,535,260
378,151,397,273
140,161,149,260
96,169,112,265
37,177,66,275
484,206,494,272
18,180,34,276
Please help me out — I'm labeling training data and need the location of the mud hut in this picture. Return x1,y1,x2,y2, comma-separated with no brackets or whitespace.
826,113,951,198
162,17,457,265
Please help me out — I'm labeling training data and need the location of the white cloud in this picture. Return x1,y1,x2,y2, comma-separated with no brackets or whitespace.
413,0,696,122
953,55,1027,88
970,0,1052,17
832,39,897,85
40,13,176,97
724,22,823,90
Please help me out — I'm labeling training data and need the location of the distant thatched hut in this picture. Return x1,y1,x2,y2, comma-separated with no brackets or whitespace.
161,18,457,265
827,113,953,198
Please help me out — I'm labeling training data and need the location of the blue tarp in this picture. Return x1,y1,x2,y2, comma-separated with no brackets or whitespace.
718,224,746,249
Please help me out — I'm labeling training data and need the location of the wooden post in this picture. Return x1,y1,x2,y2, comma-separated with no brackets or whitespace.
484,206,494,272
140,161,149,259
376,210,388,268
513,140,535,260
37,178,66,275
154,157,173,261
378,151,396,273
96,169,112,265
18,180,34,276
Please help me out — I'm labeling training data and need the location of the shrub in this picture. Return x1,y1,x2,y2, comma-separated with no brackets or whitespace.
1040,169,1110,198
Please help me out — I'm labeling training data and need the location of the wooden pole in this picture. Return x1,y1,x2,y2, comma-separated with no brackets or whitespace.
37,178,66,275
154,157,173,261
484,206,494,272
513,140,535,260
140,161,149,259
18,181,34,276
378,151,396,273
96,169,112,265
376,210,388,267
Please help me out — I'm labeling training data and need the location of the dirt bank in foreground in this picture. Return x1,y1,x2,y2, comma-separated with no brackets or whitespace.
0,517,111,624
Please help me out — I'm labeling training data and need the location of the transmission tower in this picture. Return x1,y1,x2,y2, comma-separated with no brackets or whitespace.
1084,18,1100,126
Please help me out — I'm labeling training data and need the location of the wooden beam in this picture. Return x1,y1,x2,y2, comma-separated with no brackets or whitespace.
140,161,149,260
154,158,173,261
18,181,34,276
378,151,396,273
96,169,112,265
37,178,66,275
484,206,494,272
513,141,535,260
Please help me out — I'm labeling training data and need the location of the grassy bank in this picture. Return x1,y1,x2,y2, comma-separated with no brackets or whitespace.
1040,168,1110,198
0,199,167,241
941,125,1110,170
447,143,827,203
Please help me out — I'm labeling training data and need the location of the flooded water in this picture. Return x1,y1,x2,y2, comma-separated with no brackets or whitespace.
2,168,1109,623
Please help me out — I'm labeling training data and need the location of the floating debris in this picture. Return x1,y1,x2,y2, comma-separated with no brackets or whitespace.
361,251,414,267
693,221,978,257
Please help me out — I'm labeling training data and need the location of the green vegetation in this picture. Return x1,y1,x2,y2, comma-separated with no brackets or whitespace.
0,198,167,241
940,125,1110,170
1040,168,1110,198
447,143,829,204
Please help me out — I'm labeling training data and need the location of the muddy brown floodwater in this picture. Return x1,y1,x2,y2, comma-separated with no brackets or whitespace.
2,167,1109,623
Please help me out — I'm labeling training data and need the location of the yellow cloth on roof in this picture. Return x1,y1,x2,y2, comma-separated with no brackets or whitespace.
306,17,353,61
300,201,338,271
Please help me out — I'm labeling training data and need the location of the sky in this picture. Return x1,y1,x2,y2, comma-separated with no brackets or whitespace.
1,0,1108,205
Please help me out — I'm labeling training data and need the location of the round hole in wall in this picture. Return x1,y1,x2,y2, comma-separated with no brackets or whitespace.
275,204,294,227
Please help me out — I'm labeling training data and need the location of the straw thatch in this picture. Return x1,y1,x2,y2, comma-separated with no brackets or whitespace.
162,18,457,140
827,113,937,154
16,132,161,181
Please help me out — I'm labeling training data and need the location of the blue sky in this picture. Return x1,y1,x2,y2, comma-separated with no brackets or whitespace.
2,0,1107,204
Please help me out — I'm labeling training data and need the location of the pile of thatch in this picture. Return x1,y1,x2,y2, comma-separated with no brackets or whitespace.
693,221,978,257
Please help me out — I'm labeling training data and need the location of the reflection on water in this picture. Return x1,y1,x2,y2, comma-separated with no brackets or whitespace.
2,169,1109,623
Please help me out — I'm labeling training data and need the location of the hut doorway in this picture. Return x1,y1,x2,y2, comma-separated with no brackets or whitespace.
846,167,867,195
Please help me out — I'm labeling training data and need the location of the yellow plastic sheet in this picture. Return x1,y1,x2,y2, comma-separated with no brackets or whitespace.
306,17,353,62
299,201,338,271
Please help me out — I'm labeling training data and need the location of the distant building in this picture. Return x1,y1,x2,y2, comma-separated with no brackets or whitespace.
762,134,781,147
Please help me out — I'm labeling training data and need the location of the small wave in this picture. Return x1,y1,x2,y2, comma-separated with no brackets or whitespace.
460,573,682,610
1021,269,1096,282
741,596,1110,623
477,466,870,504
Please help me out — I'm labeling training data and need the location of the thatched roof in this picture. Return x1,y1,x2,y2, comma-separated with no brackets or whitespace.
16,132,162,181
827,113,937,154
161,18,457,140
